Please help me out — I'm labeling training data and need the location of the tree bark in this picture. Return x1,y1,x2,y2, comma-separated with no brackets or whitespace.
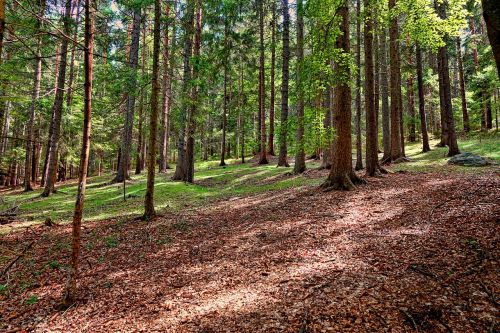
456,37,469,133
135,20,147,175
406,38,416,142
415,43,430,152
63,0,94,305
481,0,500,78
355,0,363,170
42,0,72,197
322,3,363,191
268,1,276,156
113,8,141,183
293,0,305,173
380,28,391,161
144,0,161,219
388,0,402,162
258,0,268,165
278,0,290,167
159,3,172,173
220,18,229,167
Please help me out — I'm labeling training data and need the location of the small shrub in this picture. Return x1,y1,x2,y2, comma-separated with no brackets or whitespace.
24,295,38,305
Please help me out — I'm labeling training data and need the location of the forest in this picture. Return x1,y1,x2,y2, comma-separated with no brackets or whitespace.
0,0,499,331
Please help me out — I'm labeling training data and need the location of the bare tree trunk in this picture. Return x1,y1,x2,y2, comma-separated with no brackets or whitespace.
322,3,363,191
268,1,276,156
481,0,500,78
355,0,363,170
220,18,229,167
258,0,268,165
66,0,82,110
135,20,147,175
24,0,45,192
278,0,290,167
380,28,391,161
416,43,430,152
456,37,470,133
144,0,161,219
63,0,94,305
406,37,416,142
113,8,141,183
42,0,72,197
293,0,306,173
159,3,172,173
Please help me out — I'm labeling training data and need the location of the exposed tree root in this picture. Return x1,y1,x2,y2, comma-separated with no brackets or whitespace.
321,172,365,191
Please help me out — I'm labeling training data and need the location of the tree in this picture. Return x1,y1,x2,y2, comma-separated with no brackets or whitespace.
63,0,94,304
415,43,430,152
220,16,229,167
258,0,268,165
268,1,276,156
112,7,141,183
159,4,172,173
293,0,305,174
355,0,363,171
456,37,469,132
41,0,72,197
380,28,391,161
144,0,161,219
481,0,500,78
278,0,290,167
322,2,363,191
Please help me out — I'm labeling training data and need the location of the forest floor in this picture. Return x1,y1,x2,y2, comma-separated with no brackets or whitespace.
1,137,499,332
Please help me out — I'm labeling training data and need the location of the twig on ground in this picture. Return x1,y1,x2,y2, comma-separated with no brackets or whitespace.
1,241,35,277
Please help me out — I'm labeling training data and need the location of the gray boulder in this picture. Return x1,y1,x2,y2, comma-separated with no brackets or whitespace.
447,152,490,167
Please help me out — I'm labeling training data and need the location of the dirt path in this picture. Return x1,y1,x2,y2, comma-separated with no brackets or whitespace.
1,171,499,332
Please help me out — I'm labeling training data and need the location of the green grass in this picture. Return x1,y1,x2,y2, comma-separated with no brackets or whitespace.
1,135,498,234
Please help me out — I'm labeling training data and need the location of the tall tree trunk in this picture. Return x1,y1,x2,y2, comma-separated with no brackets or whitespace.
42,0,72,197
278,0,290,167
322,3,363,191
159,3,171,173
456,37,469,132
185,0,202,182
144,0,161,219
436,1,460,156
135,20,147,174
406,39,416,142
24,0,45,192
63,0,94,305
388,0,403,162
113,8,141,183
172,0,194,180
380,28,391,161
66,0,82,110
258,0,268,165
268,1,276,156
220,18,229,167
416,43,430,152
355,0,363,170
293,0,305,173
481,0,500,78
364,0,385,176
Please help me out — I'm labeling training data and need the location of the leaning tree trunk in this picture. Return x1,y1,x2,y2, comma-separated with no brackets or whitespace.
258,0,268,165
278,0,290,167
24,0,45,192
415,43,430,152
293,0,305,173
42,0,72,197
113,8,141,183
481,0,500,78
355,0,363,171
63,0,94,305
388,0,403,162
144,0,161,219
322,3,363,191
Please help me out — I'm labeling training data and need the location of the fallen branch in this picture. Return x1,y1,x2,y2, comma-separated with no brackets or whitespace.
1,241,35,277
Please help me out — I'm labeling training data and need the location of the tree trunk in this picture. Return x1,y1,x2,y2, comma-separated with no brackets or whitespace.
42,0,72,197
172,0,194,180
113,8,141,183
456,37,469,133
66,0,82,110
220,18,229,167
436,1,460,156
63,0,94,305
416,44,430,152
135,20,147,175
144,0,161,219
388,0,402,162
24,0,45,192
481,0,500,78
355,0,363,170
322,3,363,191
293,0,305,173
364,0,384,176
258,0,268,165
278,0,290,167
406,38,416,142
268,1,276,156
159,3,172,173
380,28,391,161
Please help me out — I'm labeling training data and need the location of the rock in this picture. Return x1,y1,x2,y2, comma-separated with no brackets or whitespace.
447,152,490,167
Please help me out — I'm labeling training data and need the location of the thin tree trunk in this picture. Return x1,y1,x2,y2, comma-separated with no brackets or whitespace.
66,0,82,109
406,37,416,142
456,37,469,133
355,0,363,170
258,0,268,165
135,20,147,175
42,0,72,197
293,0,305,173
322,3,363,191
159,3,171,173
63,0,94,305
388,0,402,162
144,0,161,219
113,8,141,183
278,0,290,167
416,43,430,152
220,18,229,167
268,1,276,156
380,28,391,161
